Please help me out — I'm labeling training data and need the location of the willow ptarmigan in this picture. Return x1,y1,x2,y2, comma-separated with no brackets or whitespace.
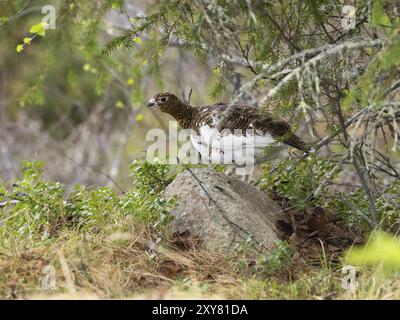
147,92,309,172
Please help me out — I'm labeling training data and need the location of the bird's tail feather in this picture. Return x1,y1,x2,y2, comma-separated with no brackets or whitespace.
284,134,310,152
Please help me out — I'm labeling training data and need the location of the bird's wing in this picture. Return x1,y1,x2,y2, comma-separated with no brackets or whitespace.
196,104,269,131
196,104,309,151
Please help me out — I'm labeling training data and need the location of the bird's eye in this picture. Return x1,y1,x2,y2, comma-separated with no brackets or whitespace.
160,97,167,102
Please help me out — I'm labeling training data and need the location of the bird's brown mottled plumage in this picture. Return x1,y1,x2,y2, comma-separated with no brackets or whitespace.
147,92,309,152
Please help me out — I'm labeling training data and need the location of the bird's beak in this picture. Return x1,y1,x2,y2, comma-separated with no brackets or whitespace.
146,98,157,108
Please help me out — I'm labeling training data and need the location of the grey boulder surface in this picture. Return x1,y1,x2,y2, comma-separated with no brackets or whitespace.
164,169,282,252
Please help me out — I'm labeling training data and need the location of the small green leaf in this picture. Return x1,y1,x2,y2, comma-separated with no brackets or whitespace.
115,100,125,109
16,45,24,53
23,37,31,44
132,37,142,44
83,63,91,72
213,67,222,75
29,22,47,37
135,114,144,122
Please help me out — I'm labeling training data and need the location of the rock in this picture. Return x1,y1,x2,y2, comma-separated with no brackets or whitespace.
164,169,282,252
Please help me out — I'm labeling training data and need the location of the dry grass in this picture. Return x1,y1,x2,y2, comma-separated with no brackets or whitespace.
1,215,400,300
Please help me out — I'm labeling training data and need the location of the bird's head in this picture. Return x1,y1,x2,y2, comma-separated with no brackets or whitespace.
146,92,183,113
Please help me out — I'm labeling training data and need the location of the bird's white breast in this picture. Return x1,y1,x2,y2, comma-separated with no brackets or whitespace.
190,124,277,165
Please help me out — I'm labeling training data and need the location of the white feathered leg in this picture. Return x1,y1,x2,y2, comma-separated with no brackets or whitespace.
224,165,235,176
235,166,254,183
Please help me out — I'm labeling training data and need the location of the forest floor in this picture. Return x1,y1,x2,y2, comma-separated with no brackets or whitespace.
1,163,398,299
1,201,399,300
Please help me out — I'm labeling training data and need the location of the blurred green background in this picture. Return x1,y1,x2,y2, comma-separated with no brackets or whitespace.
0,0,231,189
